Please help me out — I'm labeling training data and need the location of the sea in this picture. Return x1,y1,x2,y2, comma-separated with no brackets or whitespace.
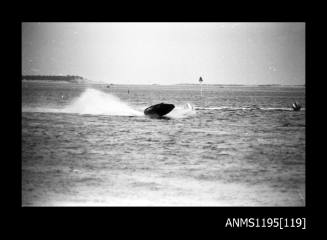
22,81,305,206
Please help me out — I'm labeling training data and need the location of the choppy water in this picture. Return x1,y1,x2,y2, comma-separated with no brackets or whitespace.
22,82,305,206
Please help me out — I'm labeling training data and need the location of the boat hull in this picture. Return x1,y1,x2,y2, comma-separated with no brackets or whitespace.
144,103,175,117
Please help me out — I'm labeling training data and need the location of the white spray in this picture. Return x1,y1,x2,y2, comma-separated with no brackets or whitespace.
64,88,143,116
23,88,143,116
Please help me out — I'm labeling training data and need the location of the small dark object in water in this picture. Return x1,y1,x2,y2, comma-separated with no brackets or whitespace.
144,103,175,117
292,102,301,111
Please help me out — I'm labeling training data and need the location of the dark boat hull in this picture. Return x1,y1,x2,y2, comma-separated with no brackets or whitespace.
144,103,175,117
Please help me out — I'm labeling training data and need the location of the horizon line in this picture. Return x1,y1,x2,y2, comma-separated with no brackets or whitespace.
22,79,305,86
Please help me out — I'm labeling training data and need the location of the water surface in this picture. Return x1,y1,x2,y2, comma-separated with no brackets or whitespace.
22,82,305,206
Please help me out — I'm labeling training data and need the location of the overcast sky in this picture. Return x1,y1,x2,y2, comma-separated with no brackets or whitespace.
22,22,305,85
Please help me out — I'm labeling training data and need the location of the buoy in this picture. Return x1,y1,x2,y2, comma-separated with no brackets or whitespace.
292,102,301,111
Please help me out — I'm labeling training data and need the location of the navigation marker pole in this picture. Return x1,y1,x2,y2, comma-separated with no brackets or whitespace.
199,76,203,97
198,76,204,127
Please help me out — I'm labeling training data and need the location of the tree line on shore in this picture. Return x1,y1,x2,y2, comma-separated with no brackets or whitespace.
22,75,85,82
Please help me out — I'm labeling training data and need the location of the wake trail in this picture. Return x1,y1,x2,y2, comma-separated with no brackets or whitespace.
195,106,305,111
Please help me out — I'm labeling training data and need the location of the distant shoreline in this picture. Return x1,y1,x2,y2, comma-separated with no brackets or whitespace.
22,81,305,87
22,75,86,83
22,75,305,87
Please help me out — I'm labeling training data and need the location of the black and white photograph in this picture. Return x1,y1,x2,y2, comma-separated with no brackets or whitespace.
22,22,305,206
